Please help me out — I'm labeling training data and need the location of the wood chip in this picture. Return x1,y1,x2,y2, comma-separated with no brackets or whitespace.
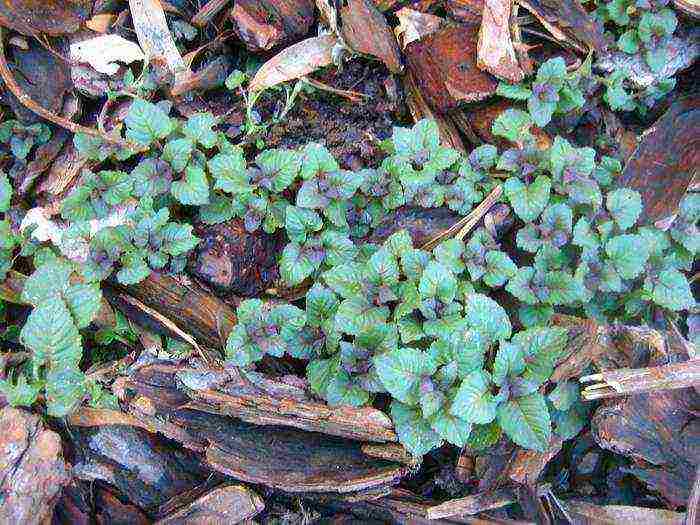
477,0,525,82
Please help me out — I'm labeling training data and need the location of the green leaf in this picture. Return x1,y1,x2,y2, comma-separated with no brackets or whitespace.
20,297,82,368
528,95,557,128
322,263,365,299
464,294,511,343
433,239,465,275
653,269,694,311
0,171,11,212
64,283,102,329
208,149,249,194
449,328,486,376
255,149,301,192
605,234,649,279
116,253,151,285
617,29,639,53
161,223,199,256
492,109,533,142
504,176,551,222
450,370,497,424
182,112,218,148
279,242,316,286
548,381,579,411
285,206,323,243
306,284,338,326
301,142,339,179
430,412,472,446
326,370,369,407
21,260,72,306
466,422,502,450
336,298,389,336
606,188,642,230
506,267,538,304
368,248,400,286
171,166,210,205
0,374,40,407
391,401,443,456
511,327,568,386
545,271,583,305
483,251,517,287
419,261,457,303
497,392,551,451
162,138,193,172
536,57,566,84
307,357,338,398
496,82,532,100
45,365,86,417
374,347,436,405
125,99,173,146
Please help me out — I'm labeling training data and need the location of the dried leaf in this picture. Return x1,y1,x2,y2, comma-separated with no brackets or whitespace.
395,7,443,49
341,0,402,72
229,0,315,52
70,34,145,76
477,0,525,82
0,0,91,36
249,34,338,91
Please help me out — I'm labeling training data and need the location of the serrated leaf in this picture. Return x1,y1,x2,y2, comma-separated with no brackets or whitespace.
606,188,642,230
45,365,86,417
368,248,400,286
419,261,457,303
548,381,579,411
430,412,472,446
171,166,210,205
307,357,338,398
285,206,322,243
182,112,218,148
464,294,511,343
374,347,436,405
21,260,72,306
301,142,339,179
208,149,249,193
483,251,517,287
653,269,694,311
279,242,316,286
496,82,532,100
255,149,301,192
0,171,11,212
449,328,486,377
512,326,568,386
336,298,389,336
64,283,102,329
497,392,551,451
162,138,193,172
322,263,366,299
305,284,338,326
504,176,551,222
161,223,199,256
492,109,533,142
125,99,173,146
20,297,82,368
506,267,538,304
433,239,465,275
605,234,649,279
391,401,443,457
450,370,497,424
326,370,370,407
116,254,151,285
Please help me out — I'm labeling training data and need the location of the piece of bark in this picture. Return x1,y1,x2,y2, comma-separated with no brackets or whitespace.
189,219,284,298
72,424,214,514
368,206,463,246
0,407,70,525
169,56,230,97
515,0,605,52
395,7,444,48
0,0,91,36
156,484,264,524
445,0,485,24
477,0,524,83
405,24,498,112
617,96,700,225
112,271,237,350
404,71,466,152
562,499,686,524
38,140,89,195
361,443,420,467
95,488,151,525
192,0,230,27
581,359,700,400
508,436,563,485
18,128,70,196
551,315,610,383
230,0,315,52
340,0,403,73
128,0,191,86
425,486,548,519
591,386,699,508
127,362,397,442
674,0,700,18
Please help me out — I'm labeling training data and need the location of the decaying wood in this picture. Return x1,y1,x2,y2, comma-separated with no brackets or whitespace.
155,484,264,524
128,0,191,86
508,436,563,486
687,465,700,525
0,407,70,524
425,485,550,519
113,271,237,350
0,0,91,36
126,361,397,442
617,96,700,225
191,0,231,27
515,0,605,52
562,500,686,524
404,24,498,112
394,7,444,48
340,0,403,73
477,0,525,82
581,360,700,400
445,0,486,24
229,0,315,52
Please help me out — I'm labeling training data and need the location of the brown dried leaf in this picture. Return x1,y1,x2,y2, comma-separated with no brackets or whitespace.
229,0,315,52
395,7,443,48
445,0,485,24
477,0,525,82
515,0,605,52
405,24,498,112
617,96,700,224
341,0,403,73
0,0,91,36
249,34,338,91
508,436,563,485
155,485,264,524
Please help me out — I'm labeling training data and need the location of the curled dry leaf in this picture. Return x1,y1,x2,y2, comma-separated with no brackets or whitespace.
229,0,315,52
404,24,498,112
445,0,485,24
0,0,92,36
515,0,605,53
249,34,338,91
477,0,525,83
70,34,145,76
394,7,443,49
340,0,403,73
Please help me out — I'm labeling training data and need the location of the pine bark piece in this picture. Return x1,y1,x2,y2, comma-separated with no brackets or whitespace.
562,499,686,523
425,486,546,519
114,271,237,350
617,96,700,225
591,384,700,507
72,424,214,514
477,0,525,83
507,436,563,485
0,0,91,36
156,485,264,524
198,411,407,493
404,24,498,112
368,206,463,246
229,0,315,52
0,407,70,525
515,0,605,52
128,362,397,442
445,0,485,24
340,0,403,73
